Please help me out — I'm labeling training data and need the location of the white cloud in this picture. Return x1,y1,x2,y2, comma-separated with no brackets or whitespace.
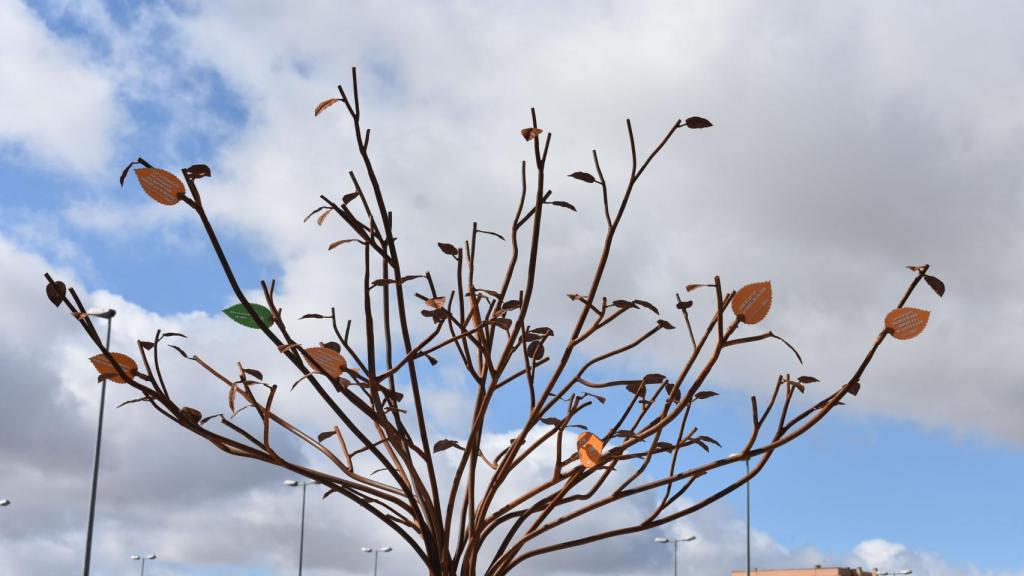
0,0,124,177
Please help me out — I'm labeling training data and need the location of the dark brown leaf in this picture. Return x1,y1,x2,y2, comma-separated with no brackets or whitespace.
180,406,202,426
685,284,707,292
695,390,719,400
323,341,342,353
847,380,862,396
549,200,577,212
242,368,264,381
300,313,326,319
342,191,360,204
633,299,659,314
541,417,562,427
421,308,449,323
924,274,946,297
521,127,543,141
526,341,545,361
501,299,522,311
433,439,462,453
625,381,646,397
477,229,505,241
184,164,211,180
568,171,597,184
46,280,66,307
317,430,337,443
438,242,459,256
796,375,819,384
119,160,139,187
675,300,694,310
684,116,713,129
168,344,189,359
612,299,638,309
657,319,676,330
642,373,667,385
698,435,721,447
162,332,186,338
490,317,512,330
140,341,155,350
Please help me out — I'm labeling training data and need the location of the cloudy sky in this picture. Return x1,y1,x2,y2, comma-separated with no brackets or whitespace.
2,1,1023,575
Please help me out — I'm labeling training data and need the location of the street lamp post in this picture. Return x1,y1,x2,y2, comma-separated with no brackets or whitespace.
284,479,318,575
83,307,115,576
361,545,392,576
129,554,157,576
729,452,752,576
654,535,696,576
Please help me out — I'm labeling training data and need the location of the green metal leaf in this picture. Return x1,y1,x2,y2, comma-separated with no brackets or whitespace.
222,303,273,329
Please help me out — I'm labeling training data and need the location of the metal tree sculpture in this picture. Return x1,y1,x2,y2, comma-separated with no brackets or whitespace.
46,69,943,576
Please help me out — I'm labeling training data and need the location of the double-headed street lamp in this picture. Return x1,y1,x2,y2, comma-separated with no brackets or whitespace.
361,545,392,576
284,479,318,575
83,307,116,576
654,535,696,576
129,554,157,576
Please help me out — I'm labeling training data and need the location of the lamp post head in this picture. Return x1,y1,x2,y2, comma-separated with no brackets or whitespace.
147,555,157,560
130,555,141,560
654,537,670,543
361,547,373,553
283,479,299,487
682,535,697,541
0,499,9,507
379,546,392,552
86,307,117,319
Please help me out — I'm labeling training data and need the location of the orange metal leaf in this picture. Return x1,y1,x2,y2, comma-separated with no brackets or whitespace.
89,352,138,383
884,307,930,340
305,346,348,378
732,281,772,324
577,432,603,469
135,168,185,206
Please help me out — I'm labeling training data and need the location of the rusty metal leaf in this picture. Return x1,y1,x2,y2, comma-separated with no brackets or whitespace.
135,167,185,206
314,98,343,116
885,307,930,340
46,280,66,307
732,281,772,324
89,352,138,383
